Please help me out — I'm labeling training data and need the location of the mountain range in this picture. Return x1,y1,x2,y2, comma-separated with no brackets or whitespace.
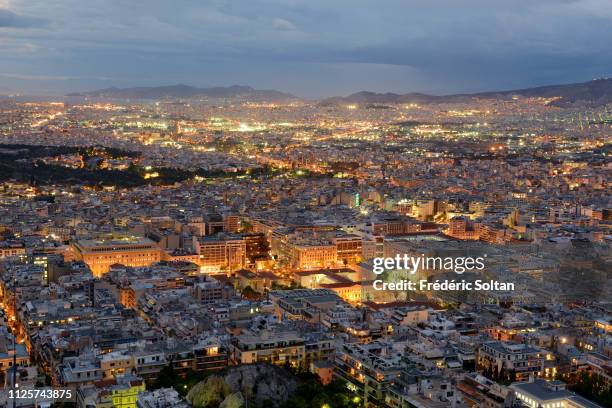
322,78,612,107
67,84,295,101
67,78,612,106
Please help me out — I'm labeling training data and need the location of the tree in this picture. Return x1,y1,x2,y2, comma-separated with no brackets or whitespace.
280,376,363,408
569,371,612,407
241,285,261,300
152,363,178,389
483,365,493,380
240,220,253,233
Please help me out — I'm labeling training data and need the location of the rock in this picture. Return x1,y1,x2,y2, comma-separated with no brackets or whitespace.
220,392,244,408
222,364,297,406
186,375,231,407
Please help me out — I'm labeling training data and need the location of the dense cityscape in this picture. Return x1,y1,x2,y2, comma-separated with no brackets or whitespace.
0,83,609,408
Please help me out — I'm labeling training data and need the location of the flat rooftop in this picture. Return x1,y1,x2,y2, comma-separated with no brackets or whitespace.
74,237,157,250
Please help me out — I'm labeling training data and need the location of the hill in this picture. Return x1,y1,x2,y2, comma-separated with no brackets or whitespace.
322,78,612,107
68,84,296,101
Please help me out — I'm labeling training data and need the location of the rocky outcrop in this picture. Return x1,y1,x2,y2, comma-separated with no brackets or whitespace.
219,392,245,408
187,376,231,407
187,364,298,407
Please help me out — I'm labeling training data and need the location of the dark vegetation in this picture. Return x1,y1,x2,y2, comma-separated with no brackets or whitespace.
559,371,612,407
0,144,276,187
279,372,363,408
150,362,363,408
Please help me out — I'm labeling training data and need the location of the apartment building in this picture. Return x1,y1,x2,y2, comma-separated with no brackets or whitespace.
478,341,545,382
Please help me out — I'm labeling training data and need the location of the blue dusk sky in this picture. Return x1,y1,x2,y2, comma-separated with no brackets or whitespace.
1,0,611,97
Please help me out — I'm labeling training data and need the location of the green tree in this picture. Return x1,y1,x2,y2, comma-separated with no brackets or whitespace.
152,363,178,389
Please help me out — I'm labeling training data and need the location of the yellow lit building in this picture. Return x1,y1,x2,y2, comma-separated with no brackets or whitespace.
78,375,145,408
292,243,337,270
72,237,162,277
272,230,339,270
594,318,612,334
196,234,246,273
293,268,367,304
109,377,145,408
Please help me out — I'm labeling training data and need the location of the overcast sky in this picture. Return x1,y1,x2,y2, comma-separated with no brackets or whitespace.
1,0,611,98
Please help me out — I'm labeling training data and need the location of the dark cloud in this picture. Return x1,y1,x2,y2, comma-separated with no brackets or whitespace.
1,0,611,97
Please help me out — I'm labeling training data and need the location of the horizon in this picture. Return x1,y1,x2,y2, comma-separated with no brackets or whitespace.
2,76,611,100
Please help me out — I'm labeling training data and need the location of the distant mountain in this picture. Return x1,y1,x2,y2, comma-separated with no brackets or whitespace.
67,84,296,101
322,78,612,107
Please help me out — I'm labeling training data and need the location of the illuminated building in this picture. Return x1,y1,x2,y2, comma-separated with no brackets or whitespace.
229,330,332,367
272,231,337,270
223,214,241,233
235,269,265,293
0,334,29,372
106,376,146,408
120,286,136,309
203,214,240,235
334,342,401,407
445,216,480,240
478,341,545,381
479,224,512,245
77,374,146,408
230,331,306,366
243,233,270,266
594,318,612,334
510,379,603,408
311,360,334,385
196,234,246,273
320,281,364,303
101,351,134,378
292,268,368,303
292,242,337,270
0,241,25,259
72,238,162,277
371,215,422,236
32,252,63,285
413,199,437,221
331,233,363,264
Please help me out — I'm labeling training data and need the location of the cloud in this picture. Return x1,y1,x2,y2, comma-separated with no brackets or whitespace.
1,0,611,96
0,8,44,28
272,18,296,31
0,72,73,81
